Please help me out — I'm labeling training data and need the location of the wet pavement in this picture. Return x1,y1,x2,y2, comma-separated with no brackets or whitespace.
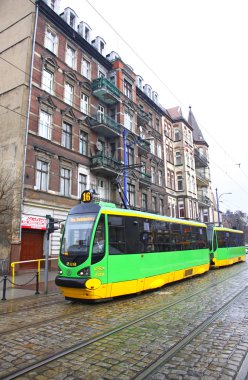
0,270,59,300
0,261,248,379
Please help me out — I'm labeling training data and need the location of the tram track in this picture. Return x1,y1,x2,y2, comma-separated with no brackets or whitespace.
133,285,248,379
2,265,248,380
0,265,247,338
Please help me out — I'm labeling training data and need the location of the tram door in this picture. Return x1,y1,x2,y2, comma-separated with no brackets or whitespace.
20,230,44,268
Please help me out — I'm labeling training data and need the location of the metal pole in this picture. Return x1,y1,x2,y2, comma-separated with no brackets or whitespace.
35,272,40,295
215,188,221,227
123,129,128,208
44,230,49,294
2,275,7,301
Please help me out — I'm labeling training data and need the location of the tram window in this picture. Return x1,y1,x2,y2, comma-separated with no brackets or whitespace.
182,226,192,250
92,215,105,264
217,231,226,248
199,227,208,249
125,217,139,254
108,216,126,254
139,219,155,253
170,224,182,251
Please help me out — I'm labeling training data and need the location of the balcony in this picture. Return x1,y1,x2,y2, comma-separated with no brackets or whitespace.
92,77,120,104
196,170,210,186
194,149,208,168
137,136,151,155
137,170,152,188
197,192,211,206
137,109,149,126
88,114,122,138
90,154,121,177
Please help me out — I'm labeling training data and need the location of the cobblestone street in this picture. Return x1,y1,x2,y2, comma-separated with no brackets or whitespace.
1,262,248,379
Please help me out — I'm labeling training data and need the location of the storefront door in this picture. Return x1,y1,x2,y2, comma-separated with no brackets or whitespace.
20,230,44,268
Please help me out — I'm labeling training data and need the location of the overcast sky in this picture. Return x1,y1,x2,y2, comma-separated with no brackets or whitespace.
60,0,248,215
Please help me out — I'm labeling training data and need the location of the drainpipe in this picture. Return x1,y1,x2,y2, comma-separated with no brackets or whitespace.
19,1,39,238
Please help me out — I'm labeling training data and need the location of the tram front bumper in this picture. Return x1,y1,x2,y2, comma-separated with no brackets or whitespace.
55,276,102,290
55,276,87,288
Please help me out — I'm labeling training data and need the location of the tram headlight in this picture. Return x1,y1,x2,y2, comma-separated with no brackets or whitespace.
77,266,91,277
58,267,63,275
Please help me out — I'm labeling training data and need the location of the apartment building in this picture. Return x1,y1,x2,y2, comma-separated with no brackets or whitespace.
0,0,215,264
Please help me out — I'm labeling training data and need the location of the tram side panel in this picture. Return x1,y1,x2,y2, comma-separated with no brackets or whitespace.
210,227,246,267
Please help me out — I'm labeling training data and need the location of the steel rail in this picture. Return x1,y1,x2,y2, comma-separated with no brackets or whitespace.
0,266,247,337
134,285,248,379
2,266,248,380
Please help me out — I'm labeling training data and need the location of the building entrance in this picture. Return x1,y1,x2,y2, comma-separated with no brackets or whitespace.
20,229,44,268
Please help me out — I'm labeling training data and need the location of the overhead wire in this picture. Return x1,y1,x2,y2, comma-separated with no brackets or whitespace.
1,3,248,208
85,0,248,185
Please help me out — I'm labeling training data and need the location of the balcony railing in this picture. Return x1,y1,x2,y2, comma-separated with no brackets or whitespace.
136,170,152,187
92,77,120,104
194,149,208,167
196,170,210,185
137,109,149,126
91,154,121,177
89,113,122,138
197,192,211,206
137,136,151,155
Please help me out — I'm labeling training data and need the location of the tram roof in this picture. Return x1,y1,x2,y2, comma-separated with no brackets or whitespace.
69,201,207,228
214,227,243,234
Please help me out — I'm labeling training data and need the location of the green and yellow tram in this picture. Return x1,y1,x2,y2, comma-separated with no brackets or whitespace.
55,198,210,301
208,226,246,267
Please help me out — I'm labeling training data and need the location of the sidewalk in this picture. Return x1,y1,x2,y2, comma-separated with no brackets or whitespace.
0,270,59,301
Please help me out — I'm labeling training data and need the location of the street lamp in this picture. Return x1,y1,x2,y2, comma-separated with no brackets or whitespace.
215,188,232,227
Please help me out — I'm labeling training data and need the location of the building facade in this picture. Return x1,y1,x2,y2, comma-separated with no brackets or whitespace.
0,0,215,264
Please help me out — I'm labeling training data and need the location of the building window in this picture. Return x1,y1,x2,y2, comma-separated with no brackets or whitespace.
159,198,164,215
124,111,133,131
39,111,51,139
175,152,182,165
158,170,162,186
97,105,105,122
79,130,88,155
124,79,132,99
127,146,134,166
42,69,53,94
60,168,70,196
151,166,155,183
142,193,147,210
128,184,135,207
81,58,91,79
62,122,72,149
177,175,183,191
174,128,180,141
80,93,89,114
78,173,87,196
150,139,155,155
45,29,57,54
148,112,153,127
64,83,73,105
69,12,75,28
152,196,157,212
65,45,76,68
171,172,175,190
178,200,185,218
36,160,48,191
157,142,162,159
156,118,160,133
167,170,171,188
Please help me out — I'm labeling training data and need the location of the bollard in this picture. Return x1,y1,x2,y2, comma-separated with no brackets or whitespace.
2,275,7,301
35,272,40,295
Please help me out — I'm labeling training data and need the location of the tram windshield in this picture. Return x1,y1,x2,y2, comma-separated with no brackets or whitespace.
60,213,96,266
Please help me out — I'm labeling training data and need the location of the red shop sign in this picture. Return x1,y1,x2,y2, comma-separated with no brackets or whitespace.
21,215,46,230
